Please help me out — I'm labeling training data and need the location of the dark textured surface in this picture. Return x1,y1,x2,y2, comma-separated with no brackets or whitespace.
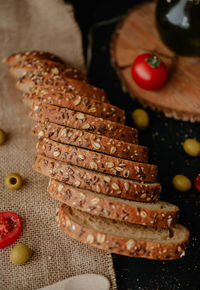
70,1,200,289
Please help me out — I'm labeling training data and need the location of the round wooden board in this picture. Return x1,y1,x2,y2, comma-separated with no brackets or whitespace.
110,1,200,122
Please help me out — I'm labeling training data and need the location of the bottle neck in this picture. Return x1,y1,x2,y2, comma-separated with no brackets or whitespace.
166,0,194,28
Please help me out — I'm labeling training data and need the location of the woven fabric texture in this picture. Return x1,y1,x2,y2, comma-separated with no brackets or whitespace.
0,0,117,289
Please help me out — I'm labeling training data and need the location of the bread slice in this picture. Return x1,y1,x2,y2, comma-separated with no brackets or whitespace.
33,120,148,162
2,50,64,66
36,138,157,182
30,103,138,143
23,86,125,123
48,179,178,228
56,204,189,260
9,59,87,81
34,155,161,202
16,71,108,103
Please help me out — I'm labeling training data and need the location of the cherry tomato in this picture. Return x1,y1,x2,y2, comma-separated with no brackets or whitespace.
194,174,200,192
131,53,168,90
0,212,21,249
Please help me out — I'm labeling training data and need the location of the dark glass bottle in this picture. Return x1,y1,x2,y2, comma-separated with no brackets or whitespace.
156,0,200,56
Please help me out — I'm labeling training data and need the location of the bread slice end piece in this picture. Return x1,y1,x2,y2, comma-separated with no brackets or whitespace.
57,204,189,260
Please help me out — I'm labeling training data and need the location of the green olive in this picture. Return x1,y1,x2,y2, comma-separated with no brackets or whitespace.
10,243,32,265
183,138,200,157
132,109,149,130
5,173,23,190
172,175,192,192
0,128,6,145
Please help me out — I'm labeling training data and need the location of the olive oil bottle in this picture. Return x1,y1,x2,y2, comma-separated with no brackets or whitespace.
156,0,200,56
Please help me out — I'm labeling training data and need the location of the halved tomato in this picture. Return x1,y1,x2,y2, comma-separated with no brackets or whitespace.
0,212,21,249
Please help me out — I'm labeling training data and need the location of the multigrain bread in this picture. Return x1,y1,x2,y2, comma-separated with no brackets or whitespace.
9,59,87,81
32,120,148,162
34,155,161,202
36,138,157,182
23,87,125,123
48,179,178,228
16,71,108,103
56,204,189,260
2,51,64,66
3,50,190,261
30,103,138,143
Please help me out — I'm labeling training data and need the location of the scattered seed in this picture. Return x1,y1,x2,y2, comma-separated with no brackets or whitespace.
74,180,81,187
81,124,90,130
103,176,111,183
140,211,147,218
90,161,98,170
86,234,94,244
97,233,106,243
112,183,119,190
91,198,100,205
126,239,135,251
92,142,101,149
88,107,97,113
76,113,85,120
73,96,81,106
57,184,64,192
106,162,114,168
110,146,117,154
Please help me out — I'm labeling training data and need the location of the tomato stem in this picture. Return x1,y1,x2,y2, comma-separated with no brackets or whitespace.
146,55,161,68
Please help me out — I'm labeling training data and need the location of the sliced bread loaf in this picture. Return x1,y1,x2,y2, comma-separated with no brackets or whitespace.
48,178,178,228
56,204,189,260
34,155,161,202
23,87,125,123
16,71,108,103
2,51,64,66
36,138,157,182
9,59,87,81
33,121,148,162
30,103,138,143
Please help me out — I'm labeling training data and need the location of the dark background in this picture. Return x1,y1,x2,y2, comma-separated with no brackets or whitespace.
69,1,200,289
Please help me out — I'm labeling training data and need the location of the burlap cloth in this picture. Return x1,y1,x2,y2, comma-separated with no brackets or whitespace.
0,1,117,289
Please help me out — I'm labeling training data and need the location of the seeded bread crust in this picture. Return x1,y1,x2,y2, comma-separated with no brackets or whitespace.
9,59,87,82
3,50,190,261
2,51,64,66
30,103,138,143
36,138,157,182
56,204,189,260
23,87,125,123
34,155,161,202
33,121,148,162
16,71,108,103
48,179,178,228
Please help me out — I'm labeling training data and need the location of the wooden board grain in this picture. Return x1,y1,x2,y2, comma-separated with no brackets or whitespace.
111,1,200,122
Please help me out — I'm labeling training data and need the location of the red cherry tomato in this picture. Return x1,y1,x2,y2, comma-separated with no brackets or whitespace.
131,53,168,90
194,174,200,192
0,212,21,249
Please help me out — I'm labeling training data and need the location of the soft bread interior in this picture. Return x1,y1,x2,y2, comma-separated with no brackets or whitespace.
50,180,177,211
62,204,189,243
75,184,175,210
